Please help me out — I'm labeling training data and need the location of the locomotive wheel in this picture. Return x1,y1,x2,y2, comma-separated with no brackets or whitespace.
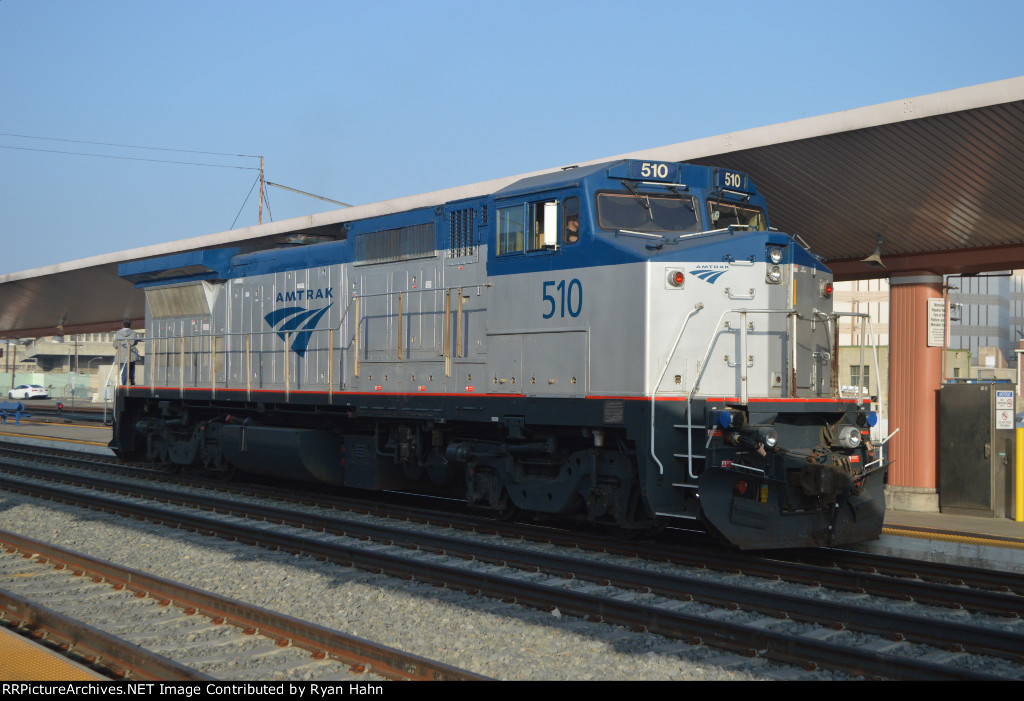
211,462,239,482
604,526,642,540
494,500,521,521
606,522,668,540
199,440,236,481
642,523,667,538
153,446,181,475
484,488,520,521
603,487,651,539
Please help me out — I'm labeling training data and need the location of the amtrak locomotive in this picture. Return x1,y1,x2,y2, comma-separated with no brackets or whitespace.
111,159,887,549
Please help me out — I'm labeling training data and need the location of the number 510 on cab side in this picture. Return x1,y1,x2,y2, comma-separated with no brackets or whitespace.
542,279,583,319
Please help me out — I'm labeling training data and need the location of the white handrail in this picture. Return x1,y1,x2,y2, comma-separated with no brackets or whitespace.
649,303,703,477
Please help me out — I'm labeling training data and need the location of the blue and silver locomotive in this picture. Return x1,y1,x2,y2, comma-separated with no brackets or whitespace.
111,159,886,549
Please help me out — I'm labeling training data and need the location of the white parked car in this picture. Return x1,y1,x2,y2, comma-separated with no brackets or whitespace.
8,384,48,400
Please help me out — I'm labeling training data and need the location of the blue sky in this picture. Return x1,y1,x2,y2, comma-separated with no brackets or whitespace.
1,0,1021,274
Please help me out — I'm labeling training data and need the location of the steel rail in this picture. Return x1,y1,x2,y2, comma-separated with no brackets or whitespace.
0,529,488,682
0,470,1011,680
4,454,1022,619
4,444,1024,612
774,547,1024,595
0,586,212,681
7,463,1023,664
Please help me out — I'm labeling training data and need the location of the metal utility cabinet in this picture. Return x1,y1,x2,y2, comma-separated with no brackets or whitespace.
938,382,1017,518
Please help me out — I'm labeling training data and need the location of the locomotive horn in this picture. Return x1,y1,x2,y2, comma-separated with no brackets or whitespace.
861,235,886,269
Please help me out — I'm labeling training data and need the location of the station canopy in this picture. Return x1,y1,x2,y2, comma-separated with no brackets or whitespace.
2,76,1023,338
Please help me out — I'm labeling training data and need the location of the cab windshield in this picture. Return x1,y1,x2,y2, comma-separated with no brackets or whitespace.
596,192,700,234
708,200,767,231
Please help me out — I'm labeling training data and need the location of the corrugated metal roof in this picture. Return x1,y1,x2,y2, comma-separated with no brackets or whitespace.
1,77,1022,336
690,99,1024,262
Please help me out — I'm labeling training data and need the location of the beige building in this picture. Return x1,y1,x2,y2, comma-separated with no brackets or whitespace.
835,272,1023,424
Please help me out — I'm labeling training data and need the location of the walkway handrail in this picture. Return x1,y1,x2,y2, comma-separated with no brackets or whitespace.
116,282,493,396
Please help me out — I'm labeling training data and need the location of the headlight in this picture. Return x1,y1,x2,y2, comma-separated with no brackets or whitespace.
768,246,783,264
766,266,783,284
760,429,778,448
837,425,861,449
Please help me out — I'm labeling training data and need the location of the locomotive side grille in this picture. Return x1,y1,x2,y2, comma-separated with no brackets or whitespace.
354,222,436,266
448,208,476,258
602,400,625,424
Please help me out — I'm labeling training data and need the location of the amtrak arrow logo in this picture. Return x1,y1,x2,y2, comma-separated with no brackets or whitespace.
690,269,728,284
264,305,333,357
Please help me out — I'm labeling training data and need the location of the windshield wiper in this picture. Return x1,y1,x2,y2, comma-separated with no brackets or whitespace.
662,184,695,212
622,180,653,221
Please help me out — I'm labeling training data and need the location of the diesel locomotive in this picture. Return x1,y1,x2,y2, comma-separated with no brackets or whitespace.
110,159,887,549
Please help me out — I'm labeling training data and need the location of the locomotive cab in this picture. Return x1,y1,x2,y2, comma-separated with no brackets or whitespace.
619,163,887,548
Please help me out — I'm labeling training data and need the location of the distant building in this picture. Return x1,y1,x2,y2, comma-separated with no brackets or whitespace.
834,279,891,439
4,333,143,400
834,270,1024,421
947,272,1024,371
835,271,1023,373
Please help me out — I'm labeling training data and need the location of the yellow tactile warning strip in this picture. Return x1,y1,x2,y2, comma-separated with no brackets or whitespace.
883,525,1024,551
0,626,106,681
0,430,109,448
0,420,111,431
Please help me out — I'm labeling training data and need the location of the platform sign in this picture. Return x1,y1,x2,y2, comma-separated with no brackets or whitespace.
996,390,1015,430
927,298,946,347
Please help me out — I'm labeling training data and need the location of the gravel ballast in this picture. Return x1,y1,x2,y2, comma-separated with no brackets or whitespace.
0,489,850,681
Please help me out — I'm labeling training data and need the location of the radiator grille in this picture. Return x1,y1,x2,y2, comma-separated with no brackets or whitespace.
354,222,436,266
448,208,476,258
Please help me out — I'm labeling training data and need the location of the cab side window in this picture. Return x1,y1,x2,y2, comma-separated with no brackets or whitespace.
497,204,525,255
529,201,558,250
562,197,580,244
497,199,560,255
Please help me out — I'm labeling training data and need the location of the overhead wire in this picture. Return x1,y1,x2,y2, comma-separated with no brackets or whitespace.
0,144,260,170
2,132,345,229
0,132,260,159
230,175,262,230
261,180,274,222
2,131,267,227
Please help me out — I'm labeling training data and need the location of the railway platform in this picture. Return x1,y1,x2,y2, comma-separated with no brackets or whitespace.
1,414,1023,574
0,412,113,456
0,625,108,681
851,505,1024,574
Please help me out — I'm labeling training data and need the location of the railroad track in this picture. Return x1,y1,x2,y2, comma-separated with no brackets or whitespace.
0,531,487,682
2,447,1024,680
5,442,1019,610
0,584,211,681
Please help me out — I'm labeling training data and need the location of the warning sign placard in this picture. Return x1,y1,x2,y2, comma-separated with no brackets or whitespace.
927,299,945,347
997,409,1014,430
995,391,1015,430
